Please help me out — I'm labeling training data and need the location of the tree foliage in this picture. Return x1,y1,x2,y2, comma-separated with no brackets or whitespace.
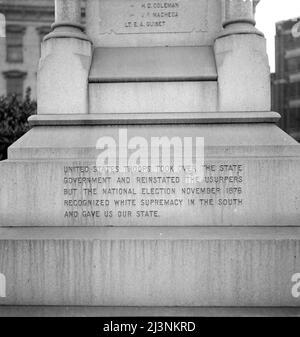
0,88,37,160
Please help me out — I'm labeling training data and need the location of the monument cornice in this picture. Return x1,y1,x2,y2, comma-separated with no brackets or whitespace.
28,112,281,127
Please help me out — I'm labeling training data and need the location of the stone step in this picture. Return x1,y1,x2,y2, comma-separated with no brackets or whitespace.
0,227,299,307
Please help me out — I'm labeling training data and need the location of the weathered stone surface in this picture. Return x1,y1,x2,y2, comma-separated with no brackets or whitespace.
86,0,222,47
1,157,299,227
55,0,81,24
1,124,300,227
85,0,270,114
38,37,92,114
89,81,218,113
214,34,271,112
89,47,217,83
0,227,299,306
224,0,255,24
1,0,299,312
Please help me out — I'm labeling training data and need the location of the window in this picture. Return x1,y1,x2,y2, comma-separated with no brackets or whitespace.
3,70,27,100
287,57,300,73
289,107,300,127
6,25,25,63
285,32,300,50
289,82,300,99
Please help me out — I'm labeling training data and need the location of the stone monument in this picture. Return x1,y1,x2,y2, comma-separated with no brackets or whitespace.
0,0,300,315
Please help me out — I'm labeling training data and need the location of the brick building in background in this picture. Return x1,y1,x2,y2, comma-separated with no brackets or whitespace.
0,0,54,100
272,17,300,142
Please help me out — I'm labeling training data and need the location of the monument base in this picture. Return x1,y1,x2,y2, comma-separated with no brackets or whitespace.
0,114,300,309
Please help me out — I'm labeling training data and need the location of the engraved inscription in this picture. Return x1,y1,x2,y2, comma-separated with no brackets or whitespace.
98,0,208,35
63,163,245,222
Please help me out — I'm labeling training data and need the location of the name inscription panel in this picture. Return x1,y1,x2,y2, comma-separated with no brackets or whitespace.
98,0,208,35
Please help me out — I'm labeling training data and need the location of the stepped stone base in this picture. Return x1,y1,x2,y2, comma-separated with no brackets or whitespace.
0,116,300,310
0,227,300,307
